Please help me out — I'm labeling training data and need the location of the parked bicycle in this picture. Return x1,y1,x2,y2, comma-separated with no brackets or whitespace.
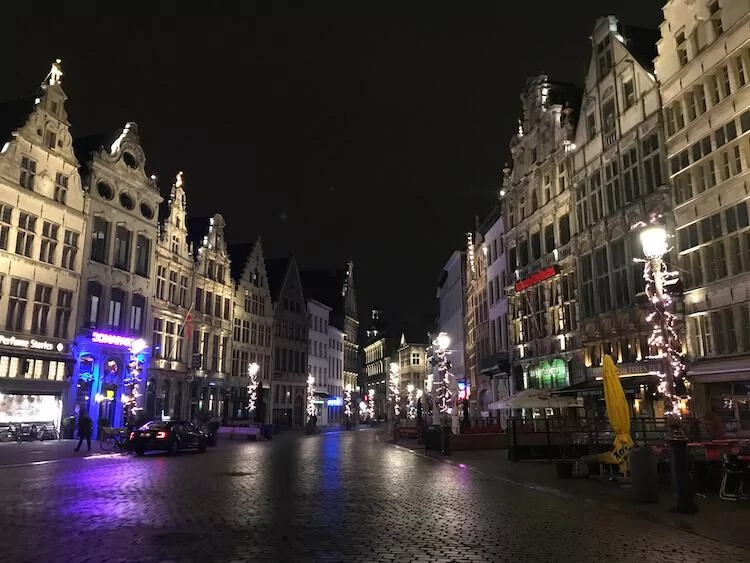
99,428,130,453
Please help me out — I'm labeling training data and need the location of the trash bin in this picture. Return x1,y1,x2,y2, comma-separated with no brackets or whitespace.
629,445,659,503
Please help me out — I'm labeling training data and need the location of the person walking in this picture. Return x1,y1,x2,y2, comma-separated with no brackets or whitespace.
74,412,93,452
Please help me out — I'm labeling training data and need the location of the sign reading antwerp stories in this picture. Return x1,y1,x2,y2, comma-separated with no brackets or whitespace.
514,265,559,292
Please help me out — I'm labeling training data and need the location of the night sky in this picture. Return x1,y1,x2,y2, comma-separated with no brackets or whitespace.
2,2,662,337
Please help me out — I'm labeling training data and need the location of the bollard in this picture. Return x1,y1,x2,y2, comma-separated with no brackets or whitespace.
669,437,697,513
629,446,659,503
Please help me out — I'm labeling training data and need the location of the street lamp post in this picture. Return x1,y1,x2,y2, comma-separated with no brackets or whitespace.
638,220,696,513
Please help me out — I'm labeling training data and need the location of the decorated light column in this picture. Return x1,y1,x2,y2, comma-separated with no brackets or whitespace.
406,384,416,420
637,222,689,419
344,384,353,428
432,332,453,425
246,362,260,416
368,388,375,421
121,338,147,428
637,218,696,513
388,362,401,440
307,375,316,420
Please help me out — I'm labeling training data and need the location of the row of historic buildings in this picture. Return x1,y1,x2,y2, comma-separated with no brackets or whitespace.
436,1,750,431
0,61,360,435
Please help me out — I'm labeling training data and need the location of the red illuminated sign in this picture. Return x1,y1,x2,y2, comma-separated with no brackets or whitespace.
514,265,558,292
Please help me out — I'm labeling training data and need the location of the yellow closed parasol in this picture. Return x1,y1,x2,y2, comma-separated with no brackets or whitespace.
599,354,634,472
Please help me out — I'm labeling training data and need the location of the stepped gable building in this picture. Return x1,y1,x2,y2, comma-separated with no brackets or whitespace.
186,214,233,420
149,171,194,420
228,238,274,421
0,60,86,432
265,256,308,428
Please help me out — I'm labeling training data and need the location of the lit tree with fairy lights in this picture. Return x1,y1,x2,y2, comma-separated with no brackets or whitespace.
388,362,401,418
344,386,352,418
637,219,689,420
307,375,316,420
246,362,260,414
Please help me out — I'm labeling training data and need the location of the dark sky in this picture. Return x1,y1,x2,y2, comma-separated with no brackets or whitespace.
1,2,662,336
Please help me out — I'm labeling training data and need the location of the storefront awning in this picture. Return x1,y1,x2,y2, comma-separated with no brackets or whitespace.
688,356,750,383
313,392,333,399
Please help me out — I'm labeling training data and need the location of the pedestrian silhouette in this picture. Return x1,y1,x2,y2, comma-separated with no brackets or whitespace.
74,412,92,452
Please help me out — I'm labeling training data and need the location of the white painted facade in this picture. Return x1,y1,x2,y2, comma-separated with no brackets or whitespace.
436,251,467,383
307,298,331,425
0,60,86,433
484,210,511,412
656,0,750,425
327,323,345,423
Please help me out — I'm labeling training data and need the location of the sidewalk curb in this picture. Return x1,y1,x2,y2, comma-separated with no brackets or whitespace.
377,435,750,554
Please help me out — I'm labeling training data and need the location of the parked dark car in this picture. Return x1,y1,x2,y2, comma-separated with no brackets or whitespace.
130,420,208,456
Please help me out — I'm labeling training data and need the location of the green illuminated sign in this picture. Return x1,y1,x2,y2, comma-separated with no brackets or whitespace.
529,359,569,390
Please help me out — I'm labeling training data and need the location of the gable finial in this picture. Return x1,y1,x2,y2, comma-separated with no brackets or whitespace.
48,59,63,86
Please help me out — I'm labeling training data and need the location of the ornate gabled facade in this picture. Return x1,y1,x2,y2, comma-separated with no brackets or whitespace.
571,17,667,412
266,256,308,428
229,238,274,421
149,171,193,420
657,0,750,424
0,60,86,432
71,120,162,430
187,214,233,420
504,75,581,393
73,123,162,426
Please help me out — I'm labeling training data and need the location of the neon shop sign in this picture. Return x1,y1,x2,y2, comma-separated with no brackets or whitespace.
91,331,147,353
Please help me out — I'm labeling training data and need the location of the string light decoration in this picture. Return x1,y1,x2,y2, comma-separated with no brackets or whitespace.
246,362,260,414
306,375,316,419
433,332,453,414
368,388,375,420
121,339,147,426
636,218,689,419
388,362,401,418
407,384,416,420
344,386,353,418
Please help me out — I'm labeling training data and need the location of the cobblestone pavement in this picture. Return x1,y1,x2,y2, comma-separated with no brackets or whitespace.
0,429,748,563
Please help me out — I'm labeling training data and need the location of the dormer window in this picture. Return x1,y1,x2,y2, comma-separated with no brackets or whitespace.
622,77,635,109
20,157,36,190
50,101,59,115
596,35,613,76
44,130,56,150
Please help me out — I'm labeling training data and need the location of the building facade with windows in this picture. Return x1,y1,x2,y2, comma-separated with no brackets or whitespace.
464,226,490,416
327,323,345,424
266,257,308,429
71,122,161,430
504,75,581,395
436,251,468,388
393,333,429,400
307,298,333,426
228,239,274,422
483,203,511,415
149,172,193,420
363,335,391,419
571,17,667,416
0,60,85,433
187,215,233,420
656,0,750,426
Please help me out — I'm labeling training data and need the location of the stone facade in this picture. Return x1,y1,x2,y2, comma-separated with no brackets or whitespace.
504,75,581,392
657,0,750,426
0,61,86,432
